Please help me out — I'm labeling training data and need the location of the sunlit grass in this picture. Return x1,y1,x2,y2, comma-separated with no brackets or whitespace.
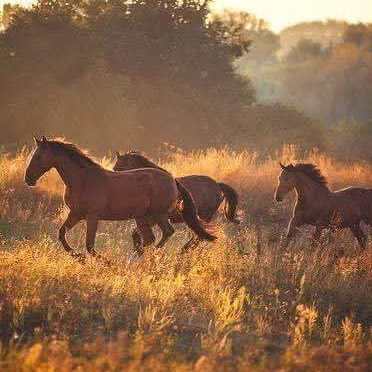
0,145,371,371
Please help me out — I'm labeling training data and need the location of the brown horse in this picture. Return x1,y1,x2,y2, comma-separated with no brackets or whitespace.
275,163,372,249
24,137,216,259
113,151,239,250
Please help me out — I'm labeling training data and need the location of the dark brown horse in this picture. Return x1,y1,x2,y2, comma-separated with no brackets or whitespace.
113,151,239,249
25,137,216,259
275,163,372,249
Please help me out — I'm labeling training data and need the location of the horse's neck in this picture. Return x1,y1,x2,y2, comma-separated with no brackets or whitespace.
53,153,93,189
142,159,158,169
295,174,330,207
140,159,169,174
146,159,158,168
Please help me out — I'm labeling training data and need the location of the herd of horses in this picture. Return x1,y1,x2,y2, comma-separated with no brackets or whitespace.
24,136,372,261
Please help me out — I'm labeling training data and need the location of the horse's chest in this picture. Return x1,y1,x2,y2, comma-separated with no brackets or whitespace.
64,188,96,214
64,189,73,209
300,207,330,226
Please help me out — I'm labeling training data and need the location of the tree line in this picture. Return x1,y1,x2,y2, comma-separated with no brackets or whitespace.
2,1,370,160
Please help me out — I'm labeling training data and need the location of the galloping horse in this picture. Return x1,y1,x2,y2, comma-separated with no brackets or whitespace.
25,137,216,259
275,163,372,249
113,151,240,250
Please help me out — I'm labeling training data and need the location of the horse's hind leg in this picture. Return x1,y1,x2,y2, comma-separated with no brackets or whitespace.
312,226,323,244
182,236,200,252
350,223,367,249
153,215,175,249
181,214,211,252
286,217,303,240
86,215,99,256
131,228,142,251
58,211,82,258
135,218,156,256
85,215,111,265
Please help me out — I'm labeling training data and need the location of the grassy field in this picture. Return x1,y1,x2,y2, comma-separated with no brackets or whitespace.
0,145,371,371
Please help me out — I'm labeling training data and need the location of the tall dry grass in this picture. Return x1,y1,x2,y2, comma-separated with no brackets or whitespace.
0,145,371,371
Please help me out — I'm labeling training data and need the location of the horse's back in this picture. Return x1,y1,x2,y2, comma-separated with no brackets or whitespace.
333,186,372,199
104,168,178,218
332,187,372,223
107,168,153,193
110,167,178,196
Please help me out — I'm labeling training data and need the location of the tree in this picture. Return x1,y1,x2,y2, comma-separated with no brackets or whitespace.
1,4,21,30
211,11,280,64
286,39,326,63
0,0,255,152
343,23,372,51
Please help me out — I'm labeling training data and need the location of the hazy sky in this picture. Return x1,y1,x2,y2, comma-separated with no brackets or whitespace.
1,0,372,32
214,0,372,31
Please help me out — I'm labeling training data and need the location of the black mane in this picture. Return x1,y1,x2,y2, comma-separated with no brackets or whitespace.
124,151,170,174
49,140,102,168
294,163,328,188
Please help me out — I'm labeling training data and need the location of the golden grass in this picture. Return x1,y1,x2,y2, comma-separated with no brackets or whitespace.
0,145,371,371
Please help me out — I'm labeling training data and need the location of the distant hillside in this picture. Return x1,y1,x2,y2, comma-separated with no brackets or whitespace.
279,20,347,56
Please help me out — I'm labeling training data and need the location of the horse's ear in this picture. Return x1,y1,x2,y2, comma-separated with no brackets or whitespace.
33,135,41,146
279,162,286,170
116,151,121,159
287,164,295,172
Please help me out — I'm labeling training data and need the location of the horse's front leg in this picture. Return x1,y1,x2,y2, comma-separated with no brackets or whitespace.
284,216,303,245
312,226,323,244
350,223,367,249
59,211,82,258
86,214,99,256
85,215,111,265
153,215,175,249
182,236,200,253
135,218,156,256
131,228,142,251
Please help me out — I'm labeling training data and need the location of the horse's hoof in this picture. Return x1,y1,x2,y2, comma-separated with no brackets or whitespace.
128,252,141,263
102,260,112,267
335,247,346,258
71,252,86,263
96,254,112,267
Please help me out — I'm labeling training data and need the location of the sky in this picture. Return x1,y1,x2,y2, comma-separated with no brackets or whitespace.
1,0,372,32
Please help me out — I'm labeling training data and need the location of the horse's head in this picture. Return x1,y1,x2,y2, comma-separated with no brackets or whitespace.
25,136,55,186
274,163,296,202
113,151,142,171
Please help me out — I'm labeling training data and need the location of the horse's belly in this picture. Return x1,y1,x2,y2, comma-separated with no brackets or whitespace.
98,213,137,221
103,196,150,220
330,210,361,228
329,199,363,227
304,212,356,229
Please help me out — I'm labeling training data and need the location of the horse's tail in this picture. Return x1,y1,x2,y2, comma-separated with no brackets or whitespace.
218,182,240,224
176,181,217,241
